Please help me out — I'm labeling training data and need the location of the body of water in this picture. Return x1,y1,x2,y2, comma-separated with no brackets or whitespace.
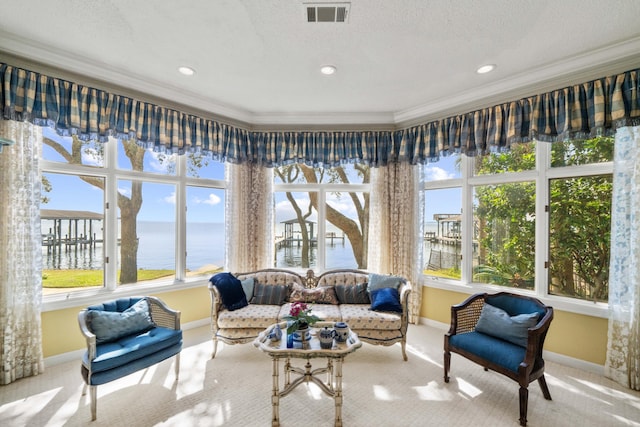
42,221,360,271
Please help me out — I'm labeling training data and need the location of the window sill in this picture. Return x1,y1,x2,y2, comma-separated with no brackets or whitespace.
41,277,211,312
421,276,608,319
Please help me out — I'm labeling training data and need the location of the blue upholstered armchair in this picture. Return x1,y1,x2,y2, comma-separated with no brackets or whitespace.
78,296,182,421
444,292,554,427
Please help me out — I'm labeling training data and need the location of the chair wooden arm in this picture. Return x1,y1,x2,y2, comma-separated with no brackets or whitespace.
77,310,97,361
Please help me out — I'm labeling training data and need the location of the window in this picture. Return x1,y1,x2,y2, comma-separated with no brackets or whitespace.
40,128,226,296
422,137,613,305
273,163,369,271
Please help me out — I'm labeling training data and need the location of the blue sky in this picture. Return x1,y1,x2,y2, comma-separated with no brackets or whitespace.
42,127,461,224
41,128,225,223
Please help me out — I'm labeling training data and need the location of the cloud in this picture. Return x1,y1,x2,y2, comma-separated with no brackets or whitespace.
275,197,317,222
117,187,131,197
194,193,222,206
164,191,176,204
425,166,455,181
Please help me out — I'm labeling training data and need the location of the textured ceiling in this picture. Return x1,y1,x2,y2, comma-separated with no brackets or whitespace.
1,0,639,127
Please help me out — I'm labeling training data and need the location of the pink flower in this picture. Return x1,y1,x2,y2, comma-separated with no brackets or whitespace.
289,301,308,317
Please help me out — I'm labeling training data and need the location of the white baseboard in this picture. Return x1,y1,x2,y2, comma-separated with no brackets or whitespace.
44,318,210,368
417,316,604,376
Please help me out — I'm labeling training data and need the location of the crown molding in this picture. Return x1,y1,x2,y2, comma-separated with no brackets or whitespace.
0,30,255,126
394,36,640,128
1,29,639,129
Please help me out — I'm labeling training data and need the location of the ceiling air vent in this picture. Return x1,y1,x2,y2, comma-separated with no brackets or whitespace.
305,2,350,23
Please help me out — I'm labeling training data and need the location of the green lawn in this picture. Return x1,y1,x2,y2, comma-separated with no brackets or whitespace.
42,269,175,288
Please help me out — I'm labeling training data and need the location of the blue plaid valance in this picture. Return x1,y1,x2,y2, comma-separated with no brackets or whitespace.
1,62,638,166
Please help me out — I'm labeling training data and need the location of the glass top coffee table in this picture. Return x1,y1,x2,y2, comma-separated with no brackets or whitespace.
254,321,362,427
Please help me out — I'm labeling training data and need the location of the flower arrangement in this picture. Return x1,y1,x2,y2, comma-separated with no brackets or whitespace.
283,301,322,334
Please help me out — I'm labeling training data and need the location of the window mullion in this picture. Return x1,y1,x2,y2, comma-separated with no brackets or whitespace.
461,154,474,284
317,189,326,272
175,155,187,281
104,137,118,290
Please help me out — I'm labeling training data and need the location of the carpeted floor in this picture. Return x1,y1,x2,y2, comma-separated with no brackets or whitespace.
1,324,639,426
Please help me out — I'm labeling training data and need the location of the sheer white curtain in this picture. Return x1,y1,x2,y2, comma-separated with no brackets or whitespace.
368,162,422,323
225,162,274,273
0,120,44,384
605,125,640,390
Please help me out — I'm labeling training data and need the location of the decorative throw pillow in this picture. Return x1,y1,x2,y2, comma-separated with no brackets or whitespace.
87,298,154,344
335,283,370,304
368,273,403,294
241,278,256,301
251,283,289,305
209,272,248,311
475,303,539,347
289,283,339,304
370,287,403,313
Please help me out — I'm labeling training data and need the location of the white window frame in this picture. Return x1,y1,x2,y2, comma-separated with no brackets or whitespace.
273,178,370,273
422,141,612,318
42,136,226,311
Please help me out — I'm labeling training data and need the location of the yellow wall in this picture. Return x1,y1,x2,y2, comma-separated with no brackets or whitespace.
43,284,608,366
421,286,608,365
41,286,210,359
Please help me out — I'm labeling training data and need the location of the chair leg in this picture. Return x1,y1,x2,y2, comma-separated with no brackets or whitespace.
211,337,218,359
90,385,97,421
444,350,451,383
401,340,408,361
175,353,180,380
538,375,552,400
519,386,528,427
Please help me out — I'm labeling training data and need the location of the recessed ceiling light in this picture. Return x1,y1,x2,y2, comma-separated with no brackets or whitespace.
476,64,496,74
320,65,337,75
178,66,195,76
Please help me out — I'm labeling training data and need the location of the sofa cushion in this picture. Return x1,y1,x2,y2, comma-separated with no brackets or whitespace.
289,283,339,304
209,273,248,311
87,298,154,344
475,303,539,347
335,283,370,304
370,287,403,313
368,273,403,294
218,304,281,329
339,304,402,330
251,283,289,305
279,303,342,323
449,331,527,373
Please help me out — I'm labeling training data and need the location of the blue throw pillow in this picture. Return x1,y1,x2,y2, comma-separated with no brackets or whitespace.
88,298,154,344
475,303,539,347
370,287,403,313
368,273,402,295
209,273,248,311
241,278,256,301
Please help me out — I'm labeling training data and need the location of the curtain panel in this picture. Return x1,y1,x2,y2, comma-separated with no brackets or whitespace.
2,62,638,166
225,163,274,273
0,120,44,384
368,163,423,323
605,126,640,390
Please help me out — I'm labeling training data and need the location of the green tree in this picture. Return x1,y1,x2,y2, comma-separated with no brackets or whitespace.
473,143,536,288
548,137,613,302
43,136,145,284
473,137,613,302
275,163,369,268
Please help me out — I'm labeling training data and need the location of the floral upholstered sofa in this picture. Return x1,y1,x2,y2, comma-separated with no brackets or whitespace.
208,268,412,360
